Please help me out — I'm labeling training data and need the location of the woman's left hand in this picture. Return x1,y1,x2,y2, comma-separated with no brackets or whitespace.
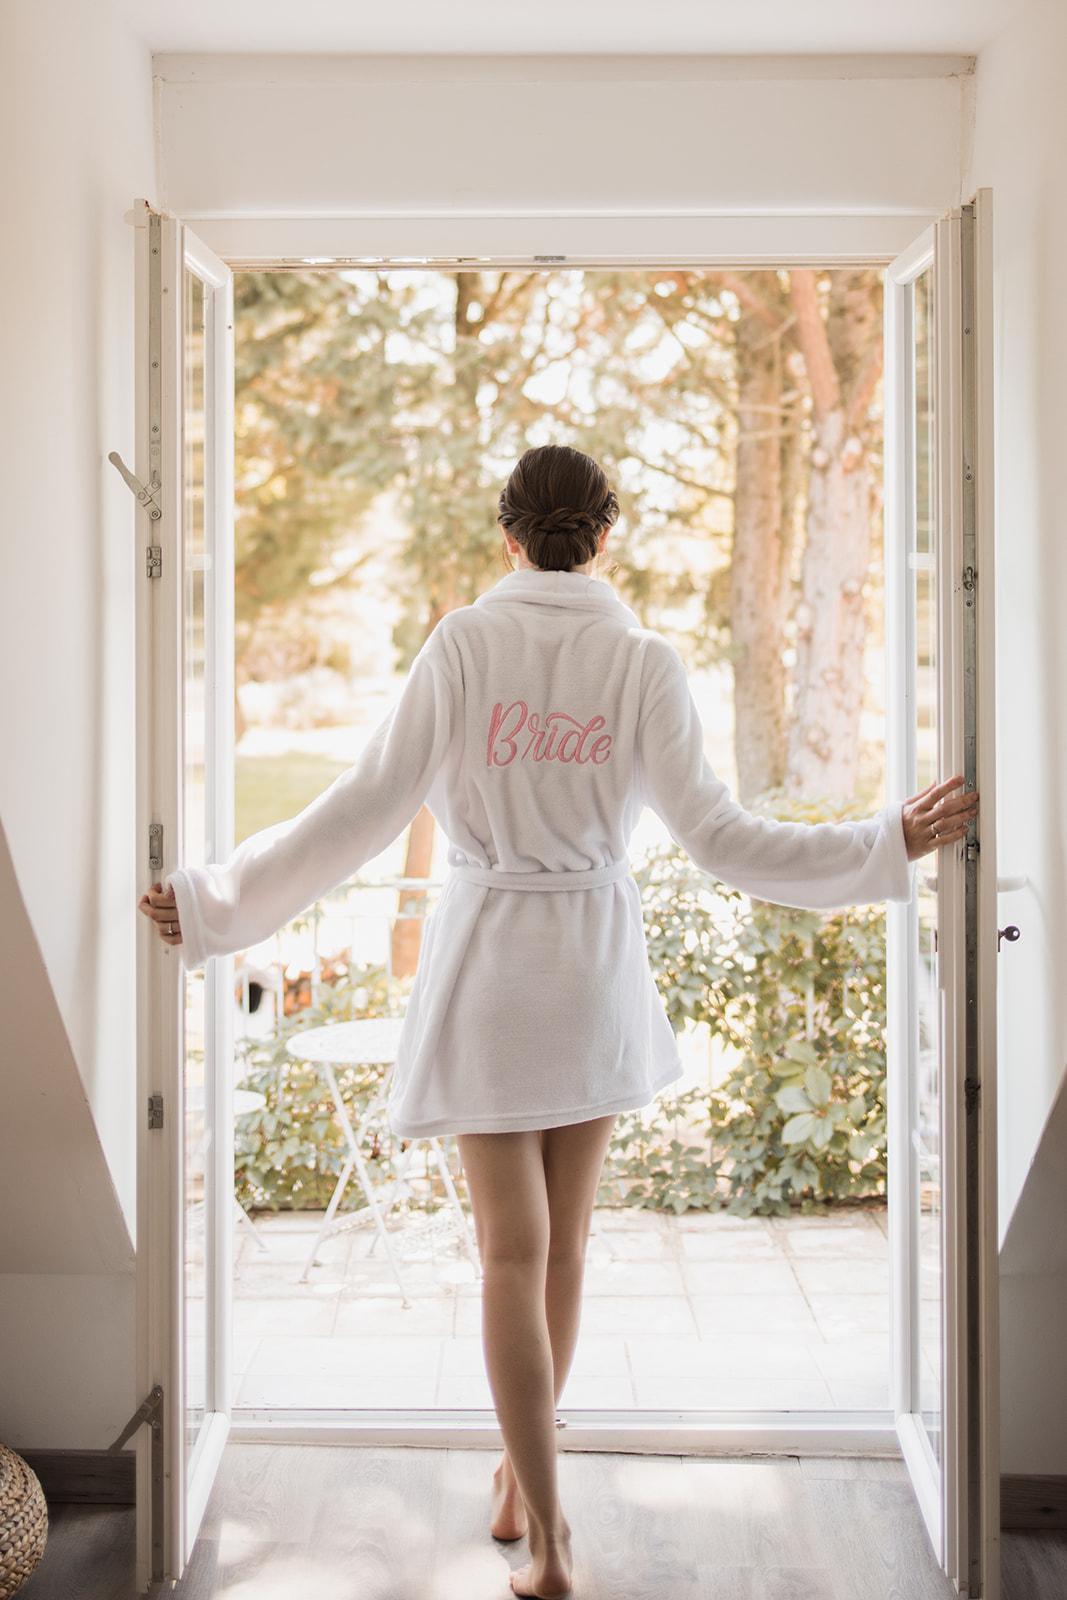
138,881,183,946
902,774,979,861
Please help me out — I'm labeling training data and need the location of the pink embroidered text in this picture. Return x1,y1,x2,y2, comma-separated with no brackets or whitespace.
486,700,613,767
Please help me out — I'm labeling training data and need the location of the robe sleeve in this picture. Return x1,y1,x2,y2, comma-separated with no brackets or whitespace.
164,625,458,971
635,637,916,911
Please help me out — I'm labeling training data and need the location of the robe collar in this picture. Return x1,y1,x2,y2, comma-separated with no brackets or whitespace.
473,567,640,624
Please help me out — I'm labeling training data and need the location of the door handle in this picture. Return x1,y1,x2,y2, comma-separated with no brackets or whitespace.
997,875,1029,892
998,925,1021,951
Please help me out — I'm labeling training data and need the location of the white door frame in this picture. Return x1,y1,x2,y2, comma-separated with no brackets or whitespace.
132,199,235,1592
132,197,998,1593
884,191,999,1597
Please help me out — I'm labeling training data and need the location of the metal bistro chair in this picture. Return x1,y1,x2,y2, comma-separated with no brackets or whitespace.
285,1016,481,1306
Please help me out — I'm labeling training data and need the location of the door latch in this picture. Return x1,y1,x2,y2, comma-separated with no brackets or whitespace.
108,450,162,521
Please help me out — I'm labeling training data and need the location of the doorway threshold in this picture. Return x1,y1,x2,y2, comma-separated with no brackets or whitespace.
231,1406,898,1456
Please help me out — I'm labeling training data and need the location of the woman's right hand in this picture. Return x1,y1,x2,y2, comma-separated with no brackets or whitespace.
902,774,980,861
138,881,183,947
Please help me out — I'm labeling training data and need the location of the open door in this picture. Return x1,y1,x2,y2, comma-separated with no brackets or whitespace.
884,190,999,1597
130,200,235,1589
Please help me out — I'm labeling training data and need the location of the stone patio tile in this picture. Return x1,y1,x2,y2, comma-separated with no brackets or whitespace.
229,1261,351,1298
822,1378,892,1409
791,1260,889,1296
579,1294,698,1337
670,1213,774,1233
242,1210,330,1231
558,1375,638,1408
808,1338,890,1385
582,1258,688,1296
594,1208,671,1232
595,1229,681,1262
434,1374,495,1408
626,1334,824,1384
633,1375,835,1409
236,1370,438,1408
439,1334,630,1379
246,1332,444,1378
779,1226,888,1259
336,1266,465,1302
767,1209,884,1232
233,1295,339,1338
436,1337,493,1379
233,1333,261,1374
453,1295,486,1337
805,1293,891,1340
437,1371,639,1410
680,1260,800,1296
689,1292,821,1337
678,1230,782,1260
334,1293,457,1337
238,1228,353,1268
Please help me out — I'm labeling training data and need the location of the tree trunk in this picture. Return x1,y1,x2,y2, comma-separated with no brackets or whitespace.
730,305,788,803
390,274,481,978
787,271,883,803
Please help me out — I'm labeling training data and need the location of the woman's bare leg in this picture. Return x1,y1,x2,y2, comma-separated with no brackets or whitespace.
493,1113,617,1535
456,1128,568,1595
542,1113,618,1403
457,1114,617,1597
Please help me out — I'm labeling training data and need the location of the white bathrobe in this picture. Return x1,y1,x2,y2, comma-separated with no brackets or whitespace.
166,567,916,1138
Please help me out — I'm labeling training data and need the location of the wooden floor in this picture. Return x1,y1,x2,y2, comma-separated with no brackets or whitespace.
18,1446,1067,1599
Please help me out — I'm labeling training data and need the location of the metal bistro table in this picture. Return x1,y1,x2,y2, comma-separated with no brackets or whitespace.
285,1016,480,1305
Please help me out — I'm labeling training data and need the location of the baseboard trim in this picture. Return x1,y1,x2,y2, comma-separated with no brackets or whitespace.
17,1447,1067,1522
19,1449,136,1505
1001,1474,1067,1530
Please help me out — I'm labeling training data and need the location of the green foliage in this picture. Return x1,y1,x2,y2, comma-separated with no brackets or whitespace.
233,267,757,667
600,837,890,1217
237,840,890,1221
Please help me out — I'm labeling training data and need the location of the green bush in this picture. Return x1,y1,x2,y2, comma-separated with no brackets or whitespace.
235,831,890,1219
604,840,889,1216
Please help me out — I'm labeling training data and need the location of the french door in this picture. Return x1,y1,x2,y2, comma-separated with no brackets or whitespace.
884,190,999,1597
129,193,999,1592
133,201,235,1590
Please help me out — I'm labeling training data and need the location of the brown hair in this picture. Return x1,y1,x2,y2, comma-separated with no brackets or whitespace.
497,445,620,573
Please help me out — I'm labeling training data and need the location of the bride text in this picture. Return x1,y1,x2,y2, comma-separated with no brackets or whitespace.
486,700,614,767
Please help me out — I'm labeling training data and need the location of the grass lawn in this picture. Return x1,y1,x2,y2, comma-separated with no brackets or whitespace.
236,751,350,841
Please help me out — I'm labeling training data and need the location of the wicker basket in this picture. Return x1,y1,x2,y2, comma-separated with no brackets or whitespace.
0,1444,48,1598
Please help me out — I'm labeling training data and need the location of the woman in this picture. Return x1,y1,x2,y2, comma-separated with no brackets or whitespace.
139,443,978,1599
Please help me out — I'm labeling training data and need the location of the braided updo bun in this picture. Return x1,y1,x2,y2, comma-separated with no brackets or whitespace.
498,445,620,572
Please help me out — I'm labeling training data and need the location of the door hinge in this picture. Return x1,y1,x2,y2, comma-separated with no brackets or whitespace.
962,564,977,593
109,1384,164,1584
148,821,163,873
146,544,162,580
147,1091,164,1130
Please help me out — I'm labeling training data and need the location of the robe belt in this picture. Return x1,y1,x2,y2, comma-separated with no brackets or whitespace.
447,857,633,892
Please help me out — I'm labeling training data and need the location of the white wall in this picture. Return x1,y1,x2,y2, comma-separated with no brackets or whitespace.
0,0,155,1448
967,0,1067,1244
966,0,1067,1476
154,52,971,262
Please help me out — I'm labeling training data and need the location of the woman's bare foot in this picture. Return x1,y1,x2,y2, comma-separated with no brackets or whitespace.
491,1452,529,1541
509,1515,573,1597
